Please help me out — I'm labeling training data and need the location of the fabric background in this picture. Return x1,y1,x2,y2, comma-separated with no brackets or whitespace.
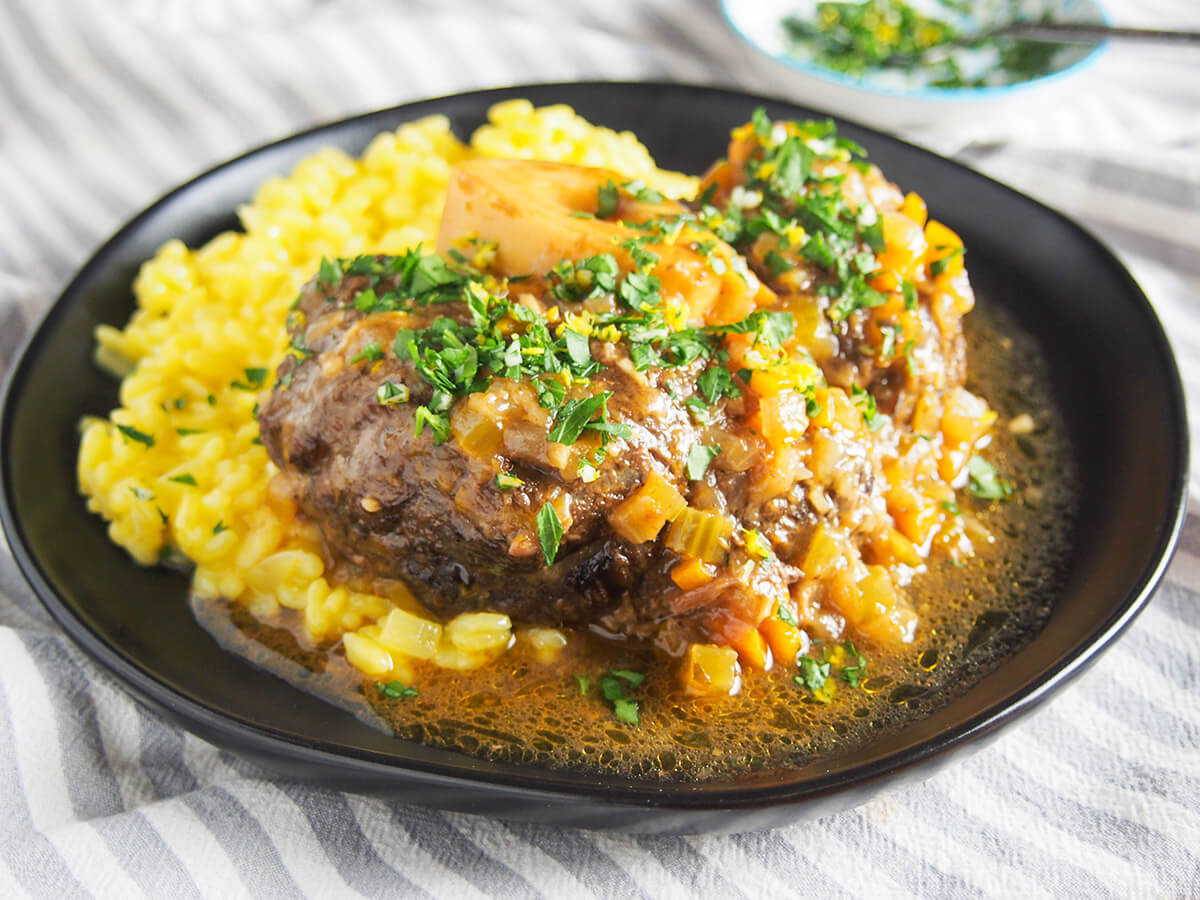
2,0,1198,896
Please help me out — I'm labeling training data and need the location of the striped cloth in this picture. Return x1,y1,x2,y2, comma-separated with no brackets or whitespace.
2,0,1198,895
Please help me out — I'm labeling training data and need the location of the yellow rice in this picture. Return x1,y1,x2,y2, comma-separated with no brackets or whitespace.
77,100,697,683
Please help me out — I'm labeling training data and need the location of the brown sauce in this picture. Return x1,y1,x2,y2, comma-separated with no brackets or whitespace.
193,300,1078,782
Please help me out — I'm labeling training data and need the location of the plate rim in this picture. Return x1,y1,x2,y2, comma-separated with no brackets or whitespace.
0,79,1189,811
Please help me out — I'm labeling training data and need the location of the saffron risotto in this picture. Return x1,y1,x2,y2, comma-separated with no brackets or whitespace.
78,100,696,683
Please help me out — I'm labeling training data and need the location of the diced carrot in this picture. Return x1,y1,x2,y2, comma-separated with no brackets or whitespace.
607,471,687,544
719,618,772,671
940,387,994,446
671,556,717,591
923,219,964,279
900,192,928,227
877,211,928,278
801,524,842,579
887,485,943,545
704,283,758,326
679,642,741,697
759,615,804,664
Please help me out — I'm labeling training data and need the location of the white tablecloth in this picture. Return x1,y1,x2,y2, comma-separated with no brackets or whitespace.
2,0,1198,895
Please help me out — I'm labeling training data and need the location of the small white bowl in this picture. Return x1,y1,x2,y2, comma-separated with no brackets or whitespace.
720,0,1110,130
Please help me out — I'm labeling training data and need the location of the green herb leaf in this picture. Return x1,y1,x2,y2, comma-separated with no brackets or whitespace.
168,473,197,486
130,486,154,501
851,385,884,430
213,520,227,535
597,180,619,218
349,341,384,365
966,456,1013,500
574,674,590,695
776,601,799,627
563,329,592,367
548,393,610,446
377,681,419,699
609,668,645,686
930,246,964,277
598,674,642,725
376,381,410,406
537,502,563,566
686,444,721,480
612,698,640,725
116,424,155,447
696,366,743,405
795,656,832,700
840,640,868,688
764,250,794,275
494,472,525,490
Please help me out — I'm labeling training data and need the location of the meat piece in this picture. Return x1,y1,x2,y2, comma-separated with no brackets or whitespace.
696,125,972,430
259,150,927,650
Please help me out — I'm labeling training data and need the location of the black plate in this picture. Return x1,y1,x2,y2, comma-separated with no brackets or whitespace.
0,82,1188,834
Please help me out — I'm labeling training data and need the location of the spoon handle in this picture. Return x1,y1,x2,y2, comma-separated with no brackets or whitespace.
999,23,1200,46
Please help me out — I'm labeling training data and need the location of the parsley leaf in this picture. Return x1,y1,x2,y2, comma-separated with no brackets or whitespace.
840,641,868,687
349,341,383,364
376,381,410,406
597,180,619,218
537,502,563,566
696,366,743,405
686,444,721,480
377,681,419,699
116,424,154,447
494,472,525,490
548,393,610,446
966,456,1013,500
795,656,832,701
599,672,642,725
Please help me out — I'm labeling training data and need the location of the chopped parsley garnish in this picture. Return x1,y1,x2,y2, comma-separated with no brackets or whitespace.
573,674,590,695
596,180,619,218
376,681,419,699
231,367,269,391
548,393,614,446
175,427,204,436
795,656,832,701
549,253,619,303
941,500,961,515
686,444,721,481
167,473,197,486
609,669,645,686
600,670,644,725
966,456,1013,500
696,365,742,406
776,601,799,627
781,0,1058,89
376,381,409,406
213,520,227,534
130,487,154,501
494,472,525,491
116,424,155,447
536,502,563,566
743,528,772,560
840,641,868,687
318,257,343,292
930,246,964,277
349,341,383,365
851,385,884,430
764,249,794,275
